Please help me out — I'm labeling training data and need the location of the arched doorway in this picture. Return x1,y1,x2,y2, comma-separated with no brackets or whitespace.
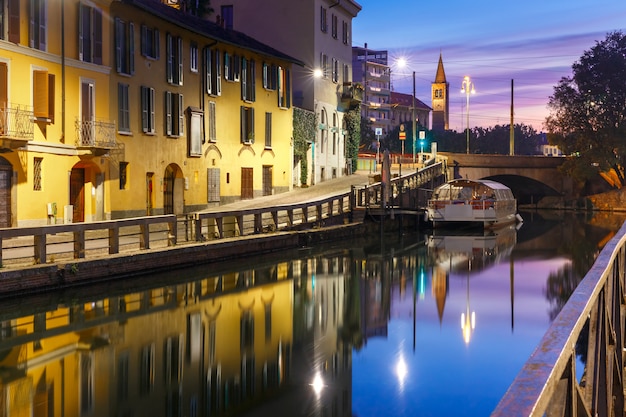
0,157,12,227
70,161,103,223
163,164,184,215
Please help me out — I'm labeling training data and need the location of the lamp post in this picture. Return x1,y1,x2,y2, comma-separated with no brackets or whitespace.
412,71,416,166
461,75,475,154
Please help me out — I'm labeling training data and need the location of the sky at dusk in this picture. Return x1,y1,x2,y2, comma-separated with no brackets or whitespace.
352,0,626,132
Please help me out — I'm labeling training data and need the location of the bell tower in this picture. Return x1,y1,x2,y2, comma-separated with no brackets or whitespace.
431,53,449,131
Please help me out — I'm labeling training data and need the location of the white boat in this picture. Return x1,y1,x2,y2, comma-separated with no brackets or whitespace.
426,179,520,228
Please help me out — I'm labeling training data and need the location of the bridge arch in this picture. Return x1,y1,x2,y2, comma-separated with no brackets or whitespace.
480,174,560,204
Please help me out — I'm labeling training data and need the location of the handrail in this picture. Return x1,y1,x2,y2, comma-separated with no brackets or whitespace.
492,221,626,416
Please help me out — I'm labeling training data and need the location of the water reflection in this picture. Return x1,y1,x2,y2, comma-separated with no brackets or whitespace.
0,211,622,416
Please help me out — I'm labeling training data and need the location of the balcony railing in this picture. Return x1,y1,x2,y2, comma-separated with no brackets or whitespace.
341,82,363,109
75,118,116,153
0,104,34,147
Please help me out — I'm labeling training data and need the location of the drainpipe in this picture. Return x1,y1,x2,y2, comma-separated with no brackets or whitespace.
61,0,65,142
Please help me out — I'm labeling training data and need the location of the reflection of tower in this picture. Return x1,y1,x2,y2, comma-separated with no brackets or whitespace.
431,53,449,131
432,266,448,325
461,259,476,344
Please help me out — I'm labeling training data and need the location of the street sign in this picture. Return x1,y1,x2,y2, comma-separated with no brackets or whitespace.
375,128,382,136
399,131,406,140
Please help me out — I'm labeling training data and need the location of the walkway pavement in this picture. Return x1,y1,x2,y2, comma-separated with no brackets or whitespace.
199,172,372,213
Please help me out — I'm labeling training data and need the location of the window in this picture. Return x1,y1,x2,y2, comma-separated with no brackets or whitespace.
140,344,155,396
188,107,202,156
331,14,337,39
320,53,328,78
204,47,221,96
140,86,155,134
264,112,271,148
342,20,349,44
262,63,277,90
166,33,183,85
332,113,337,155
208,101,216,142
224,52,240,81
320,6,327,33
240,106,254,143
140,24,159,60
118,83,130,132
119,161,128,190
29,0,46,50
79,3,102,64
33,157,42,190
241,57,255,102
190,42,198,72
332,58,338,83
115,18,134,75
33,69,54,121
165,91,183,137
277,66,290,109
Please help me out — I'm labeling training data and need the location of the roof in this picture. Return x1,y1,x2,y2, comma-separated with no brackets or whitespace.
390,91,432,111
117,0,304,66
434,53,446,84
447,179,512,191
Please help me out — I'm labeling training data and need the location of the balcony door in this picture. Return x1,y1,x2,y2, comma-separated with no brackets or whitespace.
80,79,95,146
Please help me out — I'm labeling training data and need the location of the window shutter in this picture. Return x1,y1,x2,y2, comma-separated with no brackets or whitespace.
286,69,291,108
224,52,230,81
93,8,102,64
177,94,184,136
209,101,216,142
115,18,122,73
166,34,173,83
240,106,245,143
38,0,46,50
141,86,148,132
29,0,35,48
129,23,135,74
78,3,85,61
241,58,247,100
205,48,212,94
149,88,155,133
155,30,160,60
249,60,255,102
8,0,20,43
177,37,183,85
0,63,8,108
215,50,221,96
47,73,55,122
33,70,48,118
141,25,147,56
165,91,172,136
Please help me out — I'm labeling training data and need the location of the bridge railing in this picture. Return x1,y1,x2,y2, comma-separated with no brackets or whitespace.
354,160,448,209
492,221,626,416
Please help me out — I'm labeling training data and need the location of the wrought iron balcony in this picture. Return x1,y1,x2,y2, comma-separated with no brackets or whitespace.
0,104,34,149
341,82,363,109
75,118,116,155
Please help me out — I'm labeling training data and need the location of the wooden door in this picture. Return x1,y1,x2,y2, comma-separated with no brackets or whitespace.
262,165,272,196
146,173,154,215
70,168,85,222
0,167,11,227
164,167,174,214
241,168,253,200
207,168,220,203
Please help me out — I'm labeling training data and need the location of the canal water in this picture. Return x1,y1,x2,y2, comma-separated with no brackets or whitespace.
0,210,623,417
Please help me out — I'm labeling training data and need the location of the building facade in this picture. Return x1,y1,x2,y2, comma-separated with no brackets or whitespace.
352,46,392,137
431,53,449,131
0,0,299,226
389,91,431,132
208,0,362,186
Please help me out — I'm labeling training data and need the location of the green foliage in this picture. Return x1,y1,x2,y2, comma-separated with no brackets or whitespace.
293,107,316,185
344,109,361,173
430,124,541,155
546,30,626,184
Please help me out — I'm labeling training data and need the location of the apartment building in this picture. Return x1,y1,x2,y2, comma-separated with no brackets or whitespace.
352,46,392,136
209,0,362,185
0,0,300,226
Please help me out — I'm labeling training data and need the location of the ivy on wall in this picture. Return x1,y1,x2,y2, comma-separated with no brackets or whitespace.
344,108,361,173
293,107,316,185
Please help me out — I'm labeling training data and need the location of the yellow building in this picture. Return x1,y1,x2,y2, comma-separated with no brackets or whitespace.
0,0,299,226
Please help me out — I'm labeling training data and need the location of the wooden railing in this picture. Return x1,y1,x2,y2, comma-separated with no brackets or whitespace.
0,215,177,266
193,193,351,240
492,221,626,416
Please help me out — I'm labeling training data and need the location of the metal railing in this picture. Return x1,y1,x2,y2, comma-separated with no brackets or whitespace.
75,118,116,148
0,104,34,139
492,221,626,416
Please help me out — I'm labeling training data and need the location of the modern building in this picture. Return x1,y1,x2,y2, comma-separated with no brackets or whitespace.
431,53,449,131
209,0,362,186
352,45,392,136
0,0,300,226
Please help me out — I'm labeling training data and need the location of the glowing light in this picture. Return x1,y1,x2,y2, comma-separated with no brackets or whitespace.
310,372,324,396
395,355,408,388
313,68,323,78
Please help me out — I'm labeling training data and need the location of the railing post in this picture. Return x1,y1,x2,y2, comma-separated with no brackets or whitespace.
109,226,119,254
254,213,262,234
216,217,224,238
74,230,85,258
0,236,3,267
33,233,46,264
140,223,149,250
194,214,203,242
168,218,177,246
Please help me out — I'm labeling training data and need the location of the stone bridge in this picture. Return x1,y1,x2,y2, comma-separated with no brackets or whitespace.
438,153,573,204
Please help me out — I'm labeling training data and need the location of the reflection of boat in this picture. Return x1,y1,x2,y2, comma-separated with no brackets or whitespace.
427,226,517,273
426,179,520,228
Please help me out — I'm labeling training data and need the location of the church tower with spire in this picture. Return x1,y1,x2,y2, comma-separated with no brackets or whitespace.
431,53,449,131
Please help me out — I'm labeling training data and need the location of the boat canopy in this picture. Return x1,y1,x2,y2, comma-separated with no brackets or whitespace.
430,179,514,202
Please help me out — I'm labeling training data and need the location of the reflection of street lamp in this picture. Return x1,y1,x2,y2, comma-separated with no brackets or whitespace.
461,258,476,344
460,76,475,155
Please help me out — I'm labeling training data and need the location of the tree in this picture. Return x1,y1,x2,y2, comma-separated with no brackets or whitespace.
545,31,626,186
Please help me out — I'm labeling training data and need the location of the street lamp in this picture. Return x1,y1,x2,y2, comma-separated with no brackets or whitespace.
460,75,475,154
